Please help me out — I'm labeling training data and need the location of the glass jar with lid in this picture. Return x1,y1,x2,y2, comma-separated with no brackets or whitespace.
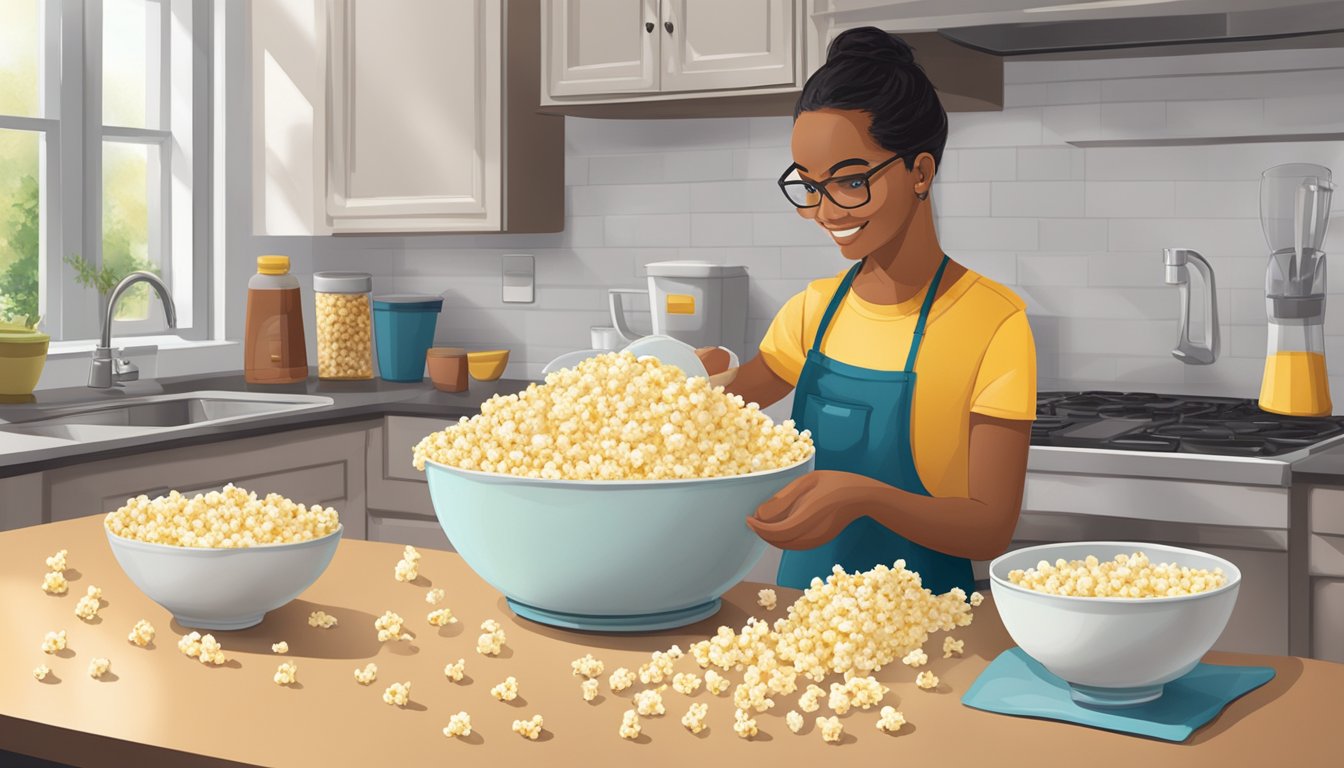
313,271,374,380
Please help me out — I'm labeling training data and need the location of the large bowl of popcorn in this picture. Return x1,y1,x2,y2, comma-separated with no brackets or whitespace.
103,484,343,630
990,541,1240,707
414,351,816,632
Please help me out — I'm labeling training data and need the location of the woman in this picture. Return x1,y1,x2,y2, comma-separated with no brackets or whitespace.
701,27,1036,596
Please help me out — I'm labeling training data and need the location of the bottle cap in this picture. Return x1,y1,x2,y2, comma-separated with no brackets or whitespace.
257,255,290,275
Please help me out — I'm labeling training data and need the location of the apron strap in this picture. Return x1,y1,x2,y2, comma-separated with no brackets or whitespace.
903,254,951,373
810,259,865,355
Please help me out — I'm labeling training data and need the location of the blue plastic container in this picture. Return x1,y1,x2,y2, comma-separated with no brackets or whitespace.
372,295,443,382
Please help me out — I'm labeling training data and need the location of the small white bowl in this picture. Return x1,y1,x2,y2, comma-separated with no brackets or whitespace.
105,524,343,630
990,541,1240,707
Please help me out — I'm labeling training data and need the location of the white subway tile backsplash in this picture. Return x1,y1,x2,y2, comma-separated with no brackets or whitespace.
992,181,1085,218
1227,324,1269,359
1112,356,1185,386
1172,181,1261,219
679,247,782,280
737,147,791,180
748,116,793,148
1016,255,1088,287
1041,104,1100,145
946,108,1043,148
690,180,783,213
1016,285,1177,320
1086,181,1175,219
567,117,749,154
951,251,1017,286
781,246,850,280
1040,219,1108,252
1055,318,1173,356
1263,95,1344,133
564,155,589,186
1017,147,1084,181
1217,288,1271,326
587,153,665,185
569,184,689,216
931,182,991,217
692,213,755,247
1098,101,1167,136
941,219,1038,252
751,212,831,247
1165,99,1264,137
663,150,741,183
1054,353,1117,381
1087,252,1166,287
1108,218,1264,256
605,214,690,247
1181,357,1264,397
956,148,1016,181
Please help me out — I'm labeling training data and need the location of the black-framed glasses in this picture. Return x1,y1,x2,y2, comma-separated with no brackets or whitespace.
777,154,903,209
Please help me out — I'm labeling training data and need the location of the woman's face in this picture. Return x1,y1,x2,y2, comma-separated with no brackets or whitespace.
788,108,933,261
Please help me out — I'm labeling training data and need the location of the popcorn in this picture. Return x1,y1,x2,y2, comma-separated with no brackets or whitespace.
816,715,843,743
271,641,289,654
426,588,445,605
512,714,544,740
757,589,778,611
970,591,984,607
1007,552,1227,598
767,666,798,697
41,630,68,655
274,662,298,686
704,669,731,695
74,586,101,621
41,571,67,594
315,291,373,379
943,636,964,658
681,702,709,734
633,686,667,716
639,646,681,685
443,712,472,738
572,653,605,679
394,546,421,583
355,663,378,685
916,671,939,690
581,679,599,702
374,611,411,642
902,648,928,668
427,608,457,627
33,665,50,681
476,619,506,655
443,658,466,682
490,676,519,702
827,683,853,715
383,682,411,707
797,684,825,713
733,668,775,713
104,484,339,548
128,620,156,648
619,710,642,740
786,710,805,733
45,549,68,572
732,708,759,739
177,632,226,665
411,351,814,479
877,706,906,733
672,672,702,695
842,675,888,710
88,658,110,679
309,611,338,629
608,667,636,692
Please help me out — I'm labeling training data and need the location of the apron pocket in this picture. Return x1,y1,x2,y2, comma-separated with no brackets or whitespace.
804,395,871,455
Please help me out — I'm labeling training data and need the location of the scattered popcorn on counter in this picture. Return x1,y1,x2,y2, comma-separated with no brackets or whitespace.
476,619,506,655
767,666,798,697
512,714,544,740
608,667,635,692
572,653,605,679
104,484,340,548
73,586,102,621
619,710,642,740
426,588,445,605
827,683,854,715
876,706,907,733
374,610,411,642
45,549,68,572
271,641,288,654
842,676,888,710
88,657,110,679
394,545,421,583
308,611,338,629
274,662,298,686
902,648,928,668
177,632,225,665
732,708,758,739
817,715,843,743
354,663,377,685
443,712,472,738
128,620,155,648
33,665,50,681
382,681,411,707
41,571,68,595
633,686,667,716
797,684,825,713
672,672,702,695
704,669,730,695
410,351,814,480
970,591,984,607
916,671,939,690
427,608,457,627
639,646,681,685
757,589,777,611
943,636,964,658
786,710,804,733
443,658,466,682
581,679,599,702
41,630,67,655
732,667,775,713
681,702,709,734
490,676,519,702
1008,552,1227,598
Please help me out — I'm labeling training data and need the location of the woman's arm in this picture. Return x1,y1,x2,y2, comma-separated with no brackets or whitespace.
748,412,1032,561
697,351,795,411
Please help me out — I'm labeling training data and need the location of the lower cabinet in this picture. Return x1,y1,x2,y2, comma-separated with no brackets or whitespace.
366,415,454,550
368,513,454,552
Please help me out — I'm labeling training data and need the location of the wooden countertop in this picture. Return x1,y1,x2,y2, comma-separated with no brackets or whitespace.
3,516,1341,767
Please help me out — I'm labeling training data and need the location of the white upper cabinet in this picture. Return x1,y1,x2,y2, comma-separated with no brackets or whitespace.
660,0,795,93
547,0,659,96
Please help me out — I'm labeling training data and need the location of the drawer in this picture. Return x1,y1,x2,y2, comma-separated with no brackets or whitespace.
368,514,453,552
1312,577,1344,663
1309,486,1344,536
385,415,457,482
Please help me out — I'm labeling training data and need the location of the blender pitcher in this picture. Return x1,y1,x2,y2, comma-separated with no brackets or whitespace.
1259,164,1335,416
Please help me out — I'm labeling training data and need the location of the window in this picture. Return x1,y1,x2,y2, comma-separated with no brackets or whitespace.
0,0,209,341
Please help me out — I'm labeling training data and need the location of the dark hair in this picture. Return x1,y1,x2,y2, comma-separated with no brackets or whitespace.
795,27,948,171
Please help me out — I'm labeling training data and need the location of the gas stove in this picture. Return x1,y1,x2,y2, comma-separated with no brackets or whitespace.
1033,391,1344,458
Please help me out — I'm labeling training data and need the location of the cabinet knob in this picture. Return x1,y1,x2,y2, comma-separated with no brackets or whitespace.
664,20,674,34
645,21,654,33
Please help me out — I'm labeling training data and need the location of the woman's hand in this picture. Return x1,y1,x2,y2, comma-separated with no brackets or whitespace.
746,470,873,550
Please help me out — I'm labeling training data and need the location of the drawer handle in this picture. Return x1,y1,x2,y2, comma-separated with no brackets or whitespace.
645,21,654,33
664,20,673,34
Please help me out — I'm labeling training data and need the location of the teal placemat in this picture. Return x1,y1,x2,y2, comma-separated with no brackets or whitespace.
962,647,1275,742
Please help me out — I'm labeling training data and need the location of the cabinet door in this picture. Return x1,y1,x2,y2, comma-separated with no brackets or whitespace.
547,0,660,96
660,0,795,93
326,0,502,231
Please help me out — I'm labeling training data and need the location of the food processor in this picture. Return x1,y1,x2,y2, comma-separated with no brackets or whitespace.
1259,164,1335,416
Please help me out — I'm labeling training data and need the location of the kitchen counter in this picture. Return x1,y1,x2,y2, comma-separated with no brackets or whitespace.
1290,441,1344,484
3,516,1340,767
0,373,533,479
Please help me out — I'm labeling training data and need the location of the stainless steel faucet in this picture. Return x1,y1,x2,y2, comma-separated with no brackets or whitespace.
1163,248,1219,365
89,271,177,388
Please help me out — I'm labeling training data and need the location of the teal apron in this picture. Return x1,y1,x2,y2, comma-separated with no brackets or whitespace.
776,254,974,596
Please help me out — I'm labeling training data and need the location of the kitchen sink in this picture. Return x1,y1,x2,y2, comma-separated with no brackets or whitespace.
0,391,334,448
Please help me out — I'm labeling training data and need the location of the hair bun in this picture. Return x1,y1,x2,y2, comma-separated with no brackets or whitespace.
826,26,915,66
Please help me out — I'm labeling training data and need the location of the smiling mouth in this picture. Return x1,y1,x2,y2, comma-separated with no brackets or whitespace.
826,223,866,240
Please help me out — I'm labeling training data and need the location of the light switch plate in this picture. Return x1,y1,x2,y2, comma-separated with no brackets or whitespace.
502,253,534,304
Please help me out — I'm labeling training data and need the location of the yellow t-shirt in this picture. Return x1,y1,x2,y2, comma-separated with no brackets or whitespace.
758,264,1037,499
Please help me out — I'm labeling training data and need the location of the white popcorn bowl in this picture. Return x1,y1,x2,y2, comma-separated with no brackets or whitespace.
989,541,1240,708
425,454,814,632
104,524,343,630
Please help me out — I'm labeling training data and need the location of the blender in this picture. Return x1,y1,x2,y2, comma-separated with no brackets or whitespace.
1259,164,1335,416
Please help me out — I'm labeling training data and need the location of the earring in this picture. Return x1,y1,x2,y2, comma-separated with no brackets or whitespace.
916,190,929,201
